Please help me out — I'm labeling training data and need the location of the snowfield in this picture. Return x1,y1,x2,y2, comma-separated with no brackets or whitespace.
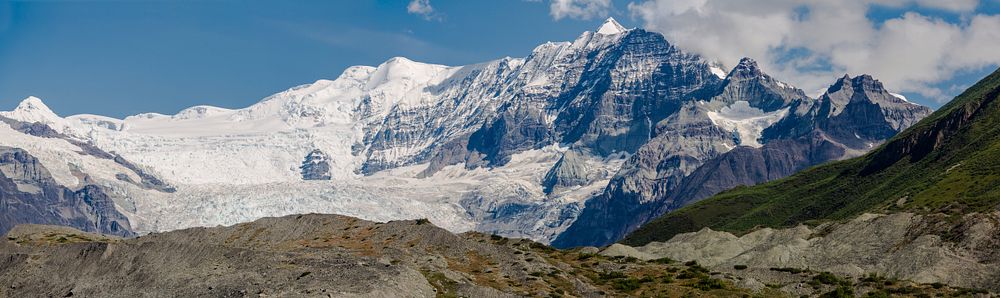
0,19,644,242
706,101,789,148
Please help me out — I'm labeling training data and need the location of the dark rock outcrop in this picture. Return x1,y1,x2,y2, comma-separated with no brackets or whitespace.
542,149,598,194
300,149,332,180
664,133,846,208
0,147,134,237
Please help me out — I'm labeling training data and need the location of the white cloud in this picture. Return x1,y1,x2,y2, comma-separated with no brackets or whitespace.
624,0,999,103
407,0,439,21
550,0,613,20
915,0,979,12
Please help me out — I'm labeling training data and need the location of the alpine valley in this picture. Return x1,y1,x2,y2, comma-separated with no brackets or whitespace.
0,18,932,250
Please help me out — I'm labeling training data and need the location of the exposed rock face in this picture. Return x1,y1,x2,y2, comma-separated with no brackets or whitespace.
462,28,723,169
0,116,63,138
359,57,520,174
542,149,599,194
763,74,933,148
664,133,846,206
602,212,1000,291
300,149,332,180
111,155,176,193
0,147,134,237
552,59,805,248
554,71,931,248
553,104,734,248
548,30,722,157
714,58,807,111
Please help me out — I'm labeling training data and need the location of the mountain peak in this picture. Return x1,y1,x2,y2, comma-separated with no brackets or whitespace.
596,17,627,35
16,96,53,113
0,96,68,131
727,57,763,80
852,74,878,85
827,74,886,96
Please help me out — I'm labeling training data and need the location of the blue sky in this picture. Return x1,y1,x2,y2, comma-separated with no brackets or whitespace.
1,0,998,118
0,0,639,118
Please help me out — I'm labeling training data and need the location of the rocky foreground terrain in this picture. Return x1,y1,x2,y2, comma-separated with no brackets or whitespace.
0,214,985,297
607,212,1000,294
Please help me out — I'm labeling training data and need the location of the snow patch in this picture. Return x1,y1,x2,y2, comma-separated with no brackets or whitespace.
709,66,727,79
706,101,789,148
890,92,909,102
66,114,124,131
596,17,627,35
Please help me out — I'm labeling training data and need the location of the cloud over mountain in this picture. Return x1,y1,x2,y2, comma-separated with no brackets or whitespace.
543,0,1000,103
549,0,613,20
627,0,1000,102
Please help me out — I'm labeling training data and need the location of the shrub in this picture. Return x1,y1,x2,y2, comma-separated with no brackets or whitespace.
887,286,919,295
733,265,748,270
611,278,642,292
677,268,709,280
529,242,556,253
597,271,627,281
661,275,674,283
687,264,710,274
820,286,854,298
813,272,850,286
694,278,726,291
770,267,808,274
650,257,675,264
860,273,885,284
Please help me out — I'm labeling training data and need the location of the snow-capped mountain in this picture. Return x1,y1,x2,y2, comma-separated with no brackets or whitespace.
553,60,932,248
0,18,931,245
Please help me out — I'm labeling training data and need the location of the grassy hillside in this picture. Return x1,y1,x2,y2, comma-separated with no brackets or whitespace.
623,67,1000,246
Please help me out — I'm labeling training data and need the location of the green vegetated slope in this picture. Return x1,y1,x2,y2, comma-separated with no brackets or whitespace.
624,67,1000,246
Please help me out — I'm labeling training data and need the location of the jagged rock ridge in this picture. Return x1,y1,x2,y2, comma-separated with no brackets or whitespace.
553,67,931,248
